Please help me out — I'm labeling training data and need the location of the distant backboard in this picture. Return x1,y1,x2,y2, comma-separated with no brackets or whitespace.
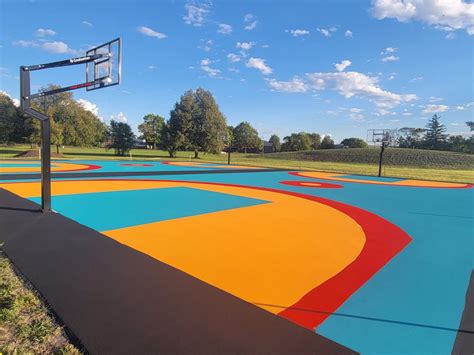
86,38,121,91
367,129,396,146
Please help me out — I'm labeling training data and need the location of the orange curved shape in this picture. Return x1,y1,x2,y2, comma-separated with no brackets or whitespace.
162,161,263,169
290,171,472,188
0,160,100,173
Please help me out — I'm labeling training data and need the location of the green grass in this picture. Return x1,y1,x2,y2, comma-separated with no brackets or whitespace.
1,145,473,183
0,248,80,354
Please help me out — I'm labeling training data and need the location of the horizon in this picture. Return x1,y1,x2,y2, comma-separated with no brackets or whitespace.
0,0,473,143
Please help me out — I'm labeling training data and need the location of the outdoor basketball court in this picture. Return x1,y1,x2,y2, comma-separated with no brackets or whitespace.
0,159,472,353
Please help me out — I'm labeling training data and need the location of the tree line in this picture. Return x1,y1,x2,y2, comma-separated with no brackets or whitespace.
1,88,472,156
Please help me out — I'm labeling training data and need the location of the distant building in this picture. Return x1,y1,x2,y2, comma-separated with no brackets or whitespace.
262,141,273,153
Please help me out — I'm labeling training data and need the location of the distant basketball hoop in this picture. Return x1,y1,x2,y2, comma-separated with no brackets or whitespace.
367,129,396,177
20,38,121,212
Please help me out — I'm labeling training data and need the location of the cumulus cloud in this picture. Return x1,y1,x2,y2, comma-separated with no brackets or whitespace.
218,23,232,34
268,70,417,108
334,59,352,72
266,77,307,92
13,40,39,48
422,104,449,113
137,26,167,39
244,14,258,30
236,41,255,56
345,30,353,37
200,58,220,77
82,21,93,27
371,0,474,35
317,27,337,37
34,28,56,37
0,90,20,107
246,57,273,75
183,2,210,26
381,55,400,62
77,99,99,116
227,53,241,62
198,39,213,52
41,41,78,54
110,112,127,123
289,29,310,37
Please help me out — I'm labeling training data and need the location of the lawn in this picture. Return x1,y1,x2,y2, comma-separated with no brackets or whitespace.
1,145,473,183
0,249,80,353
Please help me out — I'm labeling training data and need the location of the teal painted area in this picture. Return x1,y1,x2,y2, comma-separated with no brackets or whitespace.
29,187,268,231
0,163,42,167
339,174,404,182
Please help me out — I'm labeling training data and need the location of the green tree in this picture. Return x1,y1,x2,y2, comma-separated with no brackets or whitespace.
50,118,63,154
233,121,262,153
466,121,474,131
397,127,425,148
191,88,228,158
0,93,19,144
340,137,368,148
281,133,312,151
107,120,135,156
448,135,471,153
269,134,281,152
320,135,335,149
138,114,165,149
424,114,448,150
308,133,321,150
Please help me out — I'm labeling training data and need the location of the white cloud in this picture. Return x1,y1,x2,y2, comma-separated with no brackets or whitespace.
183,2,210,26
137,26,167,39
200,58,220,77
41,41,78,54
446,32,456,39
381,55,400,62
227,53,241,62
345,30,353,37
334,59,352,72
290,29,310,37
456,105,465,110
34,28,56,37
198,39,213,52
266,77,307,92
317,28,331,37
77,98,99,116
410,76,423,82
422,104,449,113
402,112,413,116
82,21,93,27
148,65,157,70
384,47,397,53
387,73,397,80
428,96,443,102
371,0,474,35
218,23,232,34
246,57,273,75
0,90,20,107
236,41,255,51
244,14,258,30
110,112,127,123
375,108,396,116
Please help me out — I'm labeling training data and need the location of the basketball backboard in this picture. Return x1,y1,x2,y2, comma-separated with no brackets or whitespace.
86,38,121,91
367,129,396,146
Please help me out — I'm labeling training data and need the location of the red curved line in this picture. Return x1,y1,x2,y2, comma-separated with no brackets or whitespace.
56,163,102,173
280,180,343,189
289,171,473,189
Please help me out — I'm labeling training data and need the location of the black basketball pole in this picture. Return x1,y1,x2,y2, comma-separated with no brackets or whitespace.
40,119,52,211
378,142,386,177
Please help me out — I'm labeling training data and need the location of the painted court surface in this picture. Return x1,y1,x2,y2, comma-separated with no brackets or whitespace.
1,160,473,353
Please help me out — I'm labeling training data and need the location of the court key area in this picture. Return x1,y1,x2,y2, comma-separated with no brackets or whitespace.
0,159,472,354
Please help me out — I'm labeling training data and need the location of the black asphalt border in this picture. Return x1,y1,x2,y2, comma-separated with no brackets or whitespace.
452,271,474,354
0,168,290,181
0,188,355,354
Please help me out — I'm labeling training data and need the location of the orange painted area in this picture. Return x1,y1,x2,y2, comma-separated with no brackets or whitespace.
162,161,263,169
291,171,472,188
0,160,100,173
1,179,365,316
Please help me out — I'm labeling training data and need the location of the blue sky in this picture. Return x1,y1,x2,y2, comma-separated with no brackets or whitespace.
0,0,473,142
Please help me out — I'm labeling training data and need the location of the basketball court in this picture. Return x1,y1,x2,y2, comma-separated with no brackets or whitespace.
0,159,472,353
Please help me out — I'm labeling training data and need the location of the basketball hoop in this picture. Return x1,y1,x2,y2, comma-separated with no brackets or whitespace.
367,129,396,178
20,38,121,212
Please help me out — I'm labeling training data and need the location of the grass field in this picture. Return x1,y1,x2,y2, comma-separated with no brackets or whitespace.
0,249,79,354
1,145,473,183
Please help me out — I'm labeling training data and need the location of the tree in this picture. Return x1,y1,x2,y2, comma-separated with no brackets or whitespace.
0,93,19,144
190,88,228,157
320,135,335,149
448,135,471,153
107,120,135,156
340,137,368,148
269,134,281,152
424,114,447,150
397,127,425,148
50,118,63,154
281,133,312,151
233,122,262,153
308,133,321,150
466,121,474,131
138,114,165,149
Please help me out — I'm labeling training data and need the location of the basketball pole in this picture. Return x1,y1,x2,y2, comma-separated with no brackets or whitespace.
40,119,52,211
378,142,386,177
